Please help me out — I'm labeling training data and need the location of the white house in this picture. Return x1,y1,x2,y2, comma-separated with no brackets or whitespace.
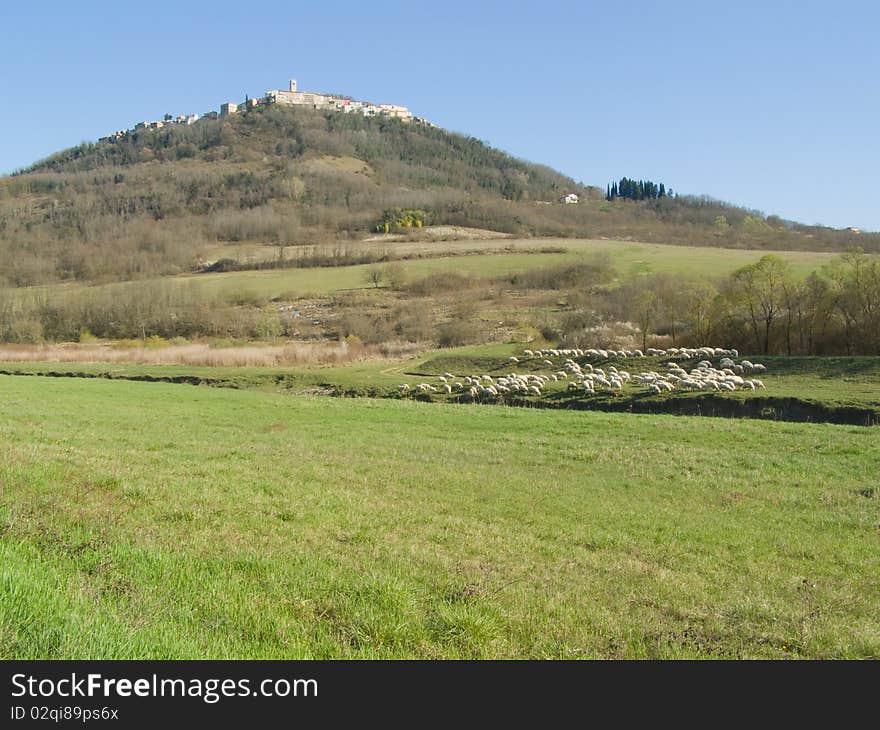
561,193,580,204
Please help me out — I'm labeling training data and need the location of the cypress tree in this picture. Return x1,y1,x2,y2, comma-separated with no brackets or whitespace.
607,177,670,201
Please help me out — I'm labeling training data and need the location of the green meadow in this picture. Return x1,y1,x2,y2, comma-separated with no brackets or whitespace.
1,375,877,659
2,347,879,413
26,238,840,304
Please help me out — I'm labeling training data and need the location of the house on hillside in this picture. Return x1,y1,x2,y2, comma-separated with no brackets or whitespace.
560,193,580,204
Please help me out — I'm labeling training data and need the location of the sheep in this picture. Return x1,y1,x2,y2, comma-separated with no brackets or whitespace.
405,345,768,409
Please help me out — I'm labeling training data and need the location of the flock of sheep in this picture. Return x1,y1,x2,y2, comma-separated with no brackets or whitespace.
398,346,769,402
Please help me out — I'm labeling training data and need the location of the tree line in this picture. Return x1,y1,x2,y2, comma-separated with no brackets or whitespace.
1,248,878,357
606,177,671,201
598,249,880,355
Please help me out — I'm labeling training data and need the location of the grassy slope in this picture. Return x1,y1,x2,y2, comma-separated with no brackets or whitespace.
26,238,842,304
182,239,838,296
204,237,842,275
0,376,877,659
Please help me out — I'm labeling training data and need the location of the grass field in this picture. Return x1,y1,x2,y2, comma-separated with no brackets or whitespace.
3,345,879,415
1,375,877,659
141,239,845,298
29,238,843,304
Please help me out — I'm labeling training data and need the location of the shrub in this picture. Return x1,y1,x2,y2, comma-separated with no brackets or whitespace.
405,271,474,296
436,317,485,347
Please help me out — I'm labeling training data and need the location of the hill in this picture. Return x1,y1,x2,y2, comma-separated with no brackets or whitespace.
0,107,588,286
2,103,877,288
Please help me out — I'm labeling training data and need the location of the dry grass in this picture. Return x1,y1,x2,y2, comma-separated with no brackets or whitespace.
0,341,424,368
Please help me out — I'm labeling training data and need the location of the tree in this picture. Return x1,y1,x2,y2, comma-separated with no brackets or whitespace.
653,276,685,345
824,248,880,354
607,177,670,202
780,277,802,355
797,272,832,354
365,267,383,288
728,254,791,353
682,279,720,345
384,263,406,290
632,288,658,351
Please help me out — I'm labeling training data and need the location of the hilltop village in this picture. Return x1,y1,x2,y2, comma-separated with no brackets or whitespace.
100,78,430,143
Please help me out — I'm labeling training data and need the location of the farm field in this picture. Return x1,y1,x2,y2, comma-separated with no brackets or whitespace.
0,375,877,659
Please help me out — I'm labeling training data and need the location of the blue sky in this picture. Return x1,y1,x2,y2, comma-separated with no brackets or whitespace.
2,1,877,230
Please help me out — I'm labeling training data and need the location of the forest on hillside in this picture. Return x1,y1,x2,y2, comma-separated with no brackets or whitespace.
0,104,876,288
